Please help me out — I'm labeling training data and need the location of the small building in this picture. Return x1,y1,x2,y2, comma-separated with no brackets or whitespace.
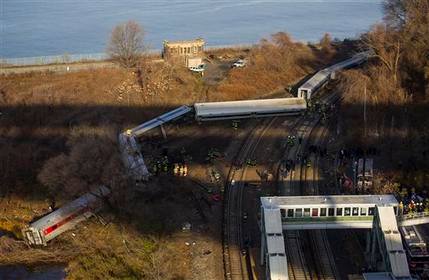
162,38,205,67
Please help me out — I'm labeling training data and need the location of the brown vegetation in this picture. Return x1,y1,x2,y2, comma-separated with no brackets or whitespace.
0,30,340,278
339,0,429,191
214,32,320,100
107,21,146,68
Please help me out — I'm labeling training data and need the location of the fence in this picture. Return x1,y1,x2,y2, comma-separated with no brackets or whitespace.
1,43,255,67
1,53,109,66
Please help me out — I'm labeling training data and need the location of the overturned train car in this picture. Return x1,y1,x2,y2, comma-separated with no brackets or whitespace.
22,185,110,246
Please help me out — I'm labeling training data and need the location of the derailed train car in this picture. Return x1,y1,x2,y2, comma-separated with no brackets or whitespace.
23,53,369,246
194,97,306,121
22,185,110,246
298,51,371,99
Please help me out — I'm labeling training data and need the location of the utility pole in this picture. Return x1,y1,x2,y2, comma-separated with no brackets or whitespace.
364,83,367,138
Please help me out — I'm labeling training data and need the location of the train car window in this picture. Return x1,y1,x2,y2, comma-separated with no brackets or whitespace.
287,209,294,218
295,209,303,217
336,208,343,216
312,208,319,217
328,208,335,216
368,207,375,216
345,207,351,216
352,207,359,216
280,209,286,218
360,208,367,216
320,208,327,216
304,208,310,217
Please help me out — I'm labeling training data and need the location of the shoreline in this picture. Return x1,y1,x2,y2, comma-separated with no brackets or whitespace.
0,43,254,68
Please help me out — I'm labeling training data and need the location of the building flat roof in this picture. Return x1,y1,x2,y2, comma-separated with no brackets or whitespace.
261,195,398,208
164,38,205,46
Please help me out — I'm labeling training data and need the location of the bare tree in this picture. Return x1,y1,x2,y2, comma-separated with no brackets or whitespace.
38,132,128,205
107,21,145,68
320,33,334,54
362,24,402,84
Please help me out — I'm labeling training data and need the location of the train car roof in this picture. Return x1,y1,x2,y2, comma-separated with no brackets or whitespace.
264,208,283,234
266,235,286,255
298,69,330,91
268,255,288,280
130,105,192,136
194,97,306,117
29,185,110,229
377,206,411,278
261,195,398,208
299,51,370,92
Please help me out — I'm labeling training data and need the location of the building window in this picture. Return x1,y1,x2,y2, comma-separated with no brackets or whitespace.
304,208,310,217
352,207,359,216
187,47,191,53
328,208,335,216
295,209,302,217
336,208,343,216
312,208,319,217
287,209,294,218
180,48,183,54
344,207,351,216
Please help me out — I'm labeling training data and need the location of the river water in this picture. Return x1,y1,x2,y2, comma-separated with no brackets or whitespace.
1,0,383,58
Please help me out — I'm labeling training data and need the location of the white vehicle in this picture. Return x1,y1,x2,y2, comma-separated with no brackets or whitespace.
357,158,373,191
232,59,246,68
189,64,205,72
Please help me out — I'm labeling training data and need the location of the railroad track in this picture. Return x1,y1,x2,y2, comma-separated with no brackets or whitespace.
223,117,277,280
280,92,340,280
304,122,339,280
223,92,341,280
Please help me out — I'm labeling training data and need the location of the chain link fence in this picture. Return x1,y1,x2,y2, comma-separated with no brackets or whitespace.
0,43,255,67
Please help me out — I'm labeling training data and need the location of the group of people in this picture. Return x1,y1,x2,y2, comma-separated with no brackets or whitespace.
398,189,429,216
151,155,170,174
338,147,378,161
307,101,334,121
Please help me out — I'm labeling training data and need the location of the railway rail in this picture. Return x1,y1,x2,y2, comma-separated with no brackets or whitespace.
223,90,344,280
223,117,278,280
280,92,340,280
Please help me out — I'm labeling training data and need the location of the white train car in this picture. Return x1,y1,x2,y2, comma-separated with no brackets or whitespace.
298,51,370,99
118,133,150,182
127,105,192,137
22,185,110,246
262,208,288,280
194,97,306,121
297,69,331,100
119,105,192,182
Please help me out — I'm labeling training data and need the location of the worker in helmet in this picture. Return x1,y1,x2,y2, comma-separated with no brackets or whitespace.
399,201,404,216
173,163,179,176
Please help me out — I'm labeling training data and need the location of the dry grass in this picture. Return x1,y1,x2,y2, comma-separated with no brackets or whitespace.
0,32,330,279
213,33,320,101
